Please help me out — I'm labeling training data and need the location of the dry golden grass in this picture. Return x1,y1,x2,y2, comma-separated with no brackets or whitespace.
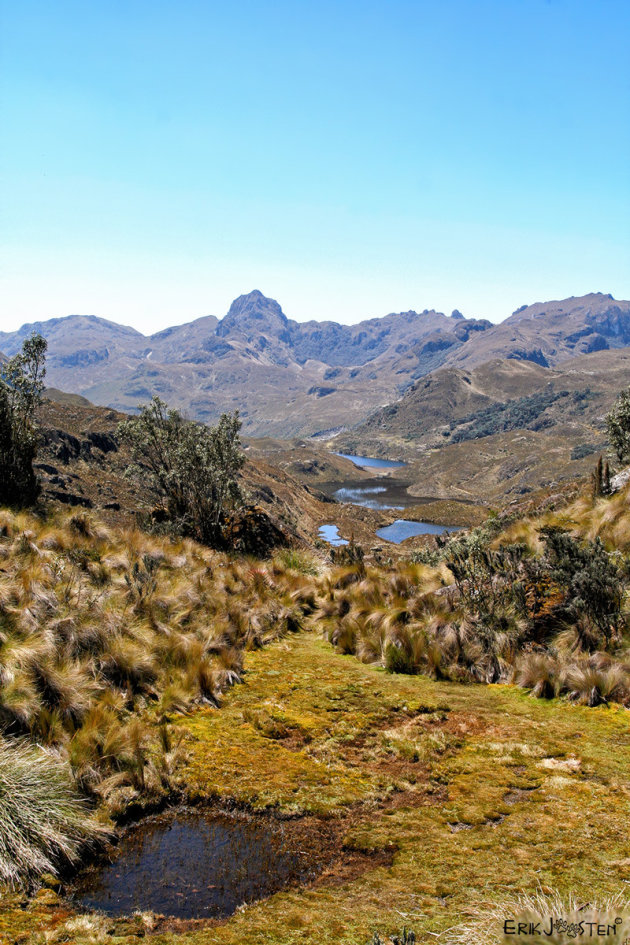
318,481,630,706
0,507,321,830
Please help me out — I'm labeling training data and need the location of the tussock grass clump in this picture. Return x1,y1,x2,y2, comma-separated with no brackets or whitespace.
0,506,318,833
0,738,104,886
444,888,630,944
319,484,630,705
274,547,319,575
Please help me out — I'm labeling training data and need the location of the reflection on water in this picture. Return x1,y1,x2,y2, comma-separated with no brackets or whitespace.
73,810,312,919
320,476,416,509
333,453,406,469
376,520,460,544
318,524,349,546
333,485,404,510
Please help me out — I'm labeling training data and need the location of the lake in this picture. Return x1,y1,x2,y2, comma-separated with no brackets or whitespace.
333,452,406,469
318,524,348,546
319,476,421,510
331,485,404,510
376,520,460,543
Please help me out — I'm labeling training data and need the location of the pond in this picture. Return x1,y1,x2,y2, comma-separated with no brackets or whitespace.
376,520,460,544
72,809,314,920
319,476,418,510
333,452,406,469
318,524,349,546
331,485,404,510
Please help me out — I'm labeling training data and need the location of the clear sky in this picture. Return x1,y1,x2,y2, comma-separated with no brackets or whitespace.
1,0,629,334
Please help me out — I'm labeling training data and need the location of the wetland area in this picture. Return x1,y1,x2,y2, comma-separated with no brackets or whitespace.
319,453,461,544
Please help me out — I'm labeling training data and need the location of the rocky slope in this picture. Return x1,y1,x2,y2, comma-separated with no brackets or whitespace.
441,292,630,370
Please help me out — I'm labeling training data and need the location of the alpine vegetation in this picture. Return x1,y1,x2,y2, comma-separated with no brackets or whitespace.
0,334,47,508
0,504,316,886
319,483,630,707
118,397,245,547
0,738,104,887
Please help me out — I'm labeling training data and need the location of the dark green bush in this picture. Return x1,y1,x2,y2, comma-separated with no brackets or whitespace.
0,334,47,508
118,397,244,547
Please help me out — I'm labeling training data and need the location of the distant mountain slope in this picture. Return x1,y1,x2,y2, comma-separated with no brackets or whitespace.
441,293,630,370
2,290,628,437
343,348,630,454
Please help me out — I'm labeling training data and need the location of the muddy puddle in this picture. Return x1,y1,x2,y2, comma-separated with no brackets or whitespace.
72,808,317,919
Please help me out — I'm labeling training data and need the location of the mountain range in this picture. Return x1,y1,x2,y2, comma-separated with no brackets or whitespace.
1,290,629,438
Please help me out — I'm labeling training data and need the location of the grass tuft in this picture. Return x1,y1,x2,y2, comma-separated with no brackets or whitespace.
0,738,105,887
444,888,630,944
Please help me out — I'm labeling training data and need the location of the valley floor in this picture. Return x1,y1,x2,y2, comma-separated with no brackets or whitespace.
4,631,629,945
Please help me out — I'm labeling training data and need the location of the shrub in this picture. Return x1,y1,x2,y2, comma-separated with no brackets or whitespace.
0,334,47,507
606,385,630,463
538,527,624,649
118,397,244,547
330,538,365,567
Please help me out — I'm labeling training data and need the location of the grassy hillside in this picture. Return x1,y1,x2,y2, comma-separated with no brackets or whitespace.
0,474,629,942
333,349,630,502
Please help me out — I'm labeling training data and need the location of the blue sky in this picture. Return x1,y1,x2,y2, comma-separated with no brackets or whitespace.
1,0,629,333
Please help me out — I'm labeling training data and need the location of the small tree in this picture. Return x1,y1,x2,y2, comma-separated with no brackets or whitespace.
0,334,47,507
118,397,245,546
606,386,630,464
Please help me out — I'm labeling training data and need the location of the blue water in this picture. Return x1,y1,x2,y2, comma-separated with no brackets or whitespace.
376,520,460,544
318,524,349,546
333,453,406,469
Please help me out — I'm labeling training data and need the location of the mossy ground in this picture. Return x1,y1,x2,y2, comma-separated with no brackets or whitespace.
2,631,629,945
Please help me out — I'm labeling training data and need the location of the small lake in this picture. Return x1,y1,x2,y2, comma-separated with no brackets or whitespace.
318,524,348,546
333,453,406,469
376,520,460,544
320,476,419,510
72,809,313,919
332,485,404,510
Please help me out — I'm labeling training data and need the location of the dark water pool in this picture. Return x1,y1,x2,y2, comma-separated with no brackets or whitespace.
333,452,406,469
376,520,460,543
72,809,313,919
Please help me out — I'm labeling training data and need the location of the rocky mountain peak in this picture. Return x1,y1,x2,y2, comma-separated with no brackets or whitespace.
216,290,289,340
